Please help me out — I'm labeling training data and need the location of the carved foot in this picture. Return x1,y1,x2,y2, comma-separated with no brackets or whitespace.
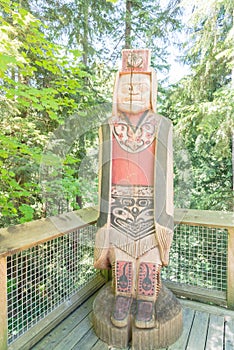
111,295,132,328
135,300,156,329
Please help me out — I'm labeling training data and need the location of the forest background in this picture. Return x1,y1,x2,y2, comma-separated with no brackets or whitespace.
0,0,233,228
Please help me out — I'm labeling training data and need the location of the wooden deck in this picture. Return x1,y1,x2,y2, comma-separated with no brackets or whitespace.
31,291,234,350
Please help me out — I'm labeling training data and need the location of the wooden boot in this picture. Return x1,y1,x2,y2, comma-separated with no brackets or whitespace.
135,262,161,329
111,261,133,328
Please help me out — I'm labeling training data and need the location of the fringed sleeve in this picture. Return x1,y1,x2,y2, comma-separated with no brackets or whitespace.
94,226,111,270
154,118,174,266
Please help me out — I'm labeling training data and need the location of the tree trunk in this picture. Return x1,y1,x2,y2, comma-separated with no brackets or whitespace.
81,0,89,66
232,10,234,196
125,0,132,49
232,133,234,193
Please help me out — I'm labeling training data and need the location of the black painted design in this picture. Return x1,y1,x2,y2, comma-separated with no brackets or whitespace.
111,187,154,240
110,111,159,153
142,264,152,291
119,263,129,289
116,261,132,293
138,262,156,297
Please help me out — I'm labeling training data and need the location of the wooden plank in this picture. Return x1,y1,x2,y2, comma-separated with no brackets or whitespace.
91,339,131,350
53,313,93,350
11,275,105,350
206,314,224,350
165,281,226,307
0,206,99,257
91,340,112,350
175,208,234,229
32,292,96,350
0,257,7,350
92,340,109,350
72,327,99,350
168,307,195,350
227,227,234,309
225,317,234,350
180,299,234,318
186,311,209,350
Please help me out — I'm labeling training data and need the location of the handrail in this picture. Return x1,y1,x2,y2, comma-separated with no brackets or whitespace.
0,207,233,257
0,206,99,257
175,208,234,228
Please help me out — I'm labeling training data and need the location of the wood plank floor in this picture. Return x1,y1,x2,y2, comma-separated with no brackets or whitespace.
32,292,234,350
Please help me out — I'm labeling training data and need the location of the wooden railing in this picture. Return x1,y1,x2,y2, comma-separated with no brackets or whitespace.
0,207,102,350
0,207,233,349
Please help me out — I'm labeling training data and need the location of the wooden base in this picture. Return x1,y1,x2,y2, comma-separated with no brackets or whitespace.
93,282,183,350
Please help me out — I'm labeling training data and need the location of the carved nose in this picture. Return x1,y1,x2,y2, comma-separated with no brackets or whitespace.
132,207,139,217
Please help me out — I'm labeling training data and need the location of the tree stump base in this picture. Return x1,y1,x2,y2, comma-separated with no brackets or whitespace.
93,282,183,350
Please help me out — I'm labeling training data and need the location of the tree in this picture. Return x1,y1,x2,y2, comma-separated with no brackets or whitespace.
23,0,182,75
162,0,234,211
25,0,116,66
0,0,99,226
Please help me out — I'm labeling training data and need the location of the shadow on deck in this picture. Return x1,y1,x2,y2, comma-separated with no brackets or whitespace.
32,290,234,350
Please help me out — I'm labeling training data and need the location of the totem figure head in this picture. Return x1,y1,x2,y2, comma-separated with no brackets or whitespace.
112,49,158,115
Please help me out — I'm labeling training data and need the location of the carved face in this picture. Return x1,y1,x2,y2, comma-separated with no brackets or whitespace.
117,73,151,114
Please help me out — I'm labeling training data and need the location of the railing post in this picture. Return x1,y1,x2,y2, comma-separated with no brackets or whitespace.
227,227,234,309
0,256,8,350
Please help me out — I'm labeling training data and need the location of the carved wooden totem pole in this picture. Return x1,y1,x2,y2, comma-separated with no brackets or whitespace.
93,49,182,350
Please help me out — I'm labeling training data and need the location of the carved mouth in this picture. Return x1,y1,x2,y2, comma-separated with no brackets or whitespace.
124,98,143,102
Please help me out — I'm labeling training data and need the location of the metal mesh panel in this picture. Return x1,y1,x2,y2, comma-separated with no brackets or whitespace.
7,225,99,344
162,224,228,291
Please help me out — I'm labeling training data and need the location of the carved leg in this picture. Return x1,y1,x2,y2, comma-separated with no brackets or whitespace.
111,260,133,328
135,261,162,329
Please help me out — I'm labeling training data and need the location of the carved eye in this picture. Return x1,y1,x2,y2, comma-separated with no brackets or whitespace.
113,209,125,216
122,198,134,206
137,199,148,207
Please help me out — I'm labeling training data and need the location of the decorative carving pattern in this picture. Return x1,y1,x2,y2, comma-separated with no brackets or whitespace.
127,52,143,68
138,263,157,297
116,261,133,293
110,111,159,153
111,186,155,240
122,49,151,72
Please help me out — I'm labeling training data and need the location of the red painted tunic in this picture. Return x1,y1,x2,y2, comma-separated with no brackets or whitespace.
111,111,156,186
112,138,155,186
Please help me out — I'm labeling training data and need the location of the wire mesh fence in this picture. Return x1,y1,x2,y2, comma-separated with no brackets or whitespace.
6,222,228,345
7,225,99,344
162,224,228,292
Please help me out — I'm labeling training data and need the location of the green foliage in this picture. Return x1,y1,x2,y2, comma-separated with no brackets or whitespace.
1,0,232,226
25,0,182,75
0,0,102,226
162,225,227,291
162,0,234,211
